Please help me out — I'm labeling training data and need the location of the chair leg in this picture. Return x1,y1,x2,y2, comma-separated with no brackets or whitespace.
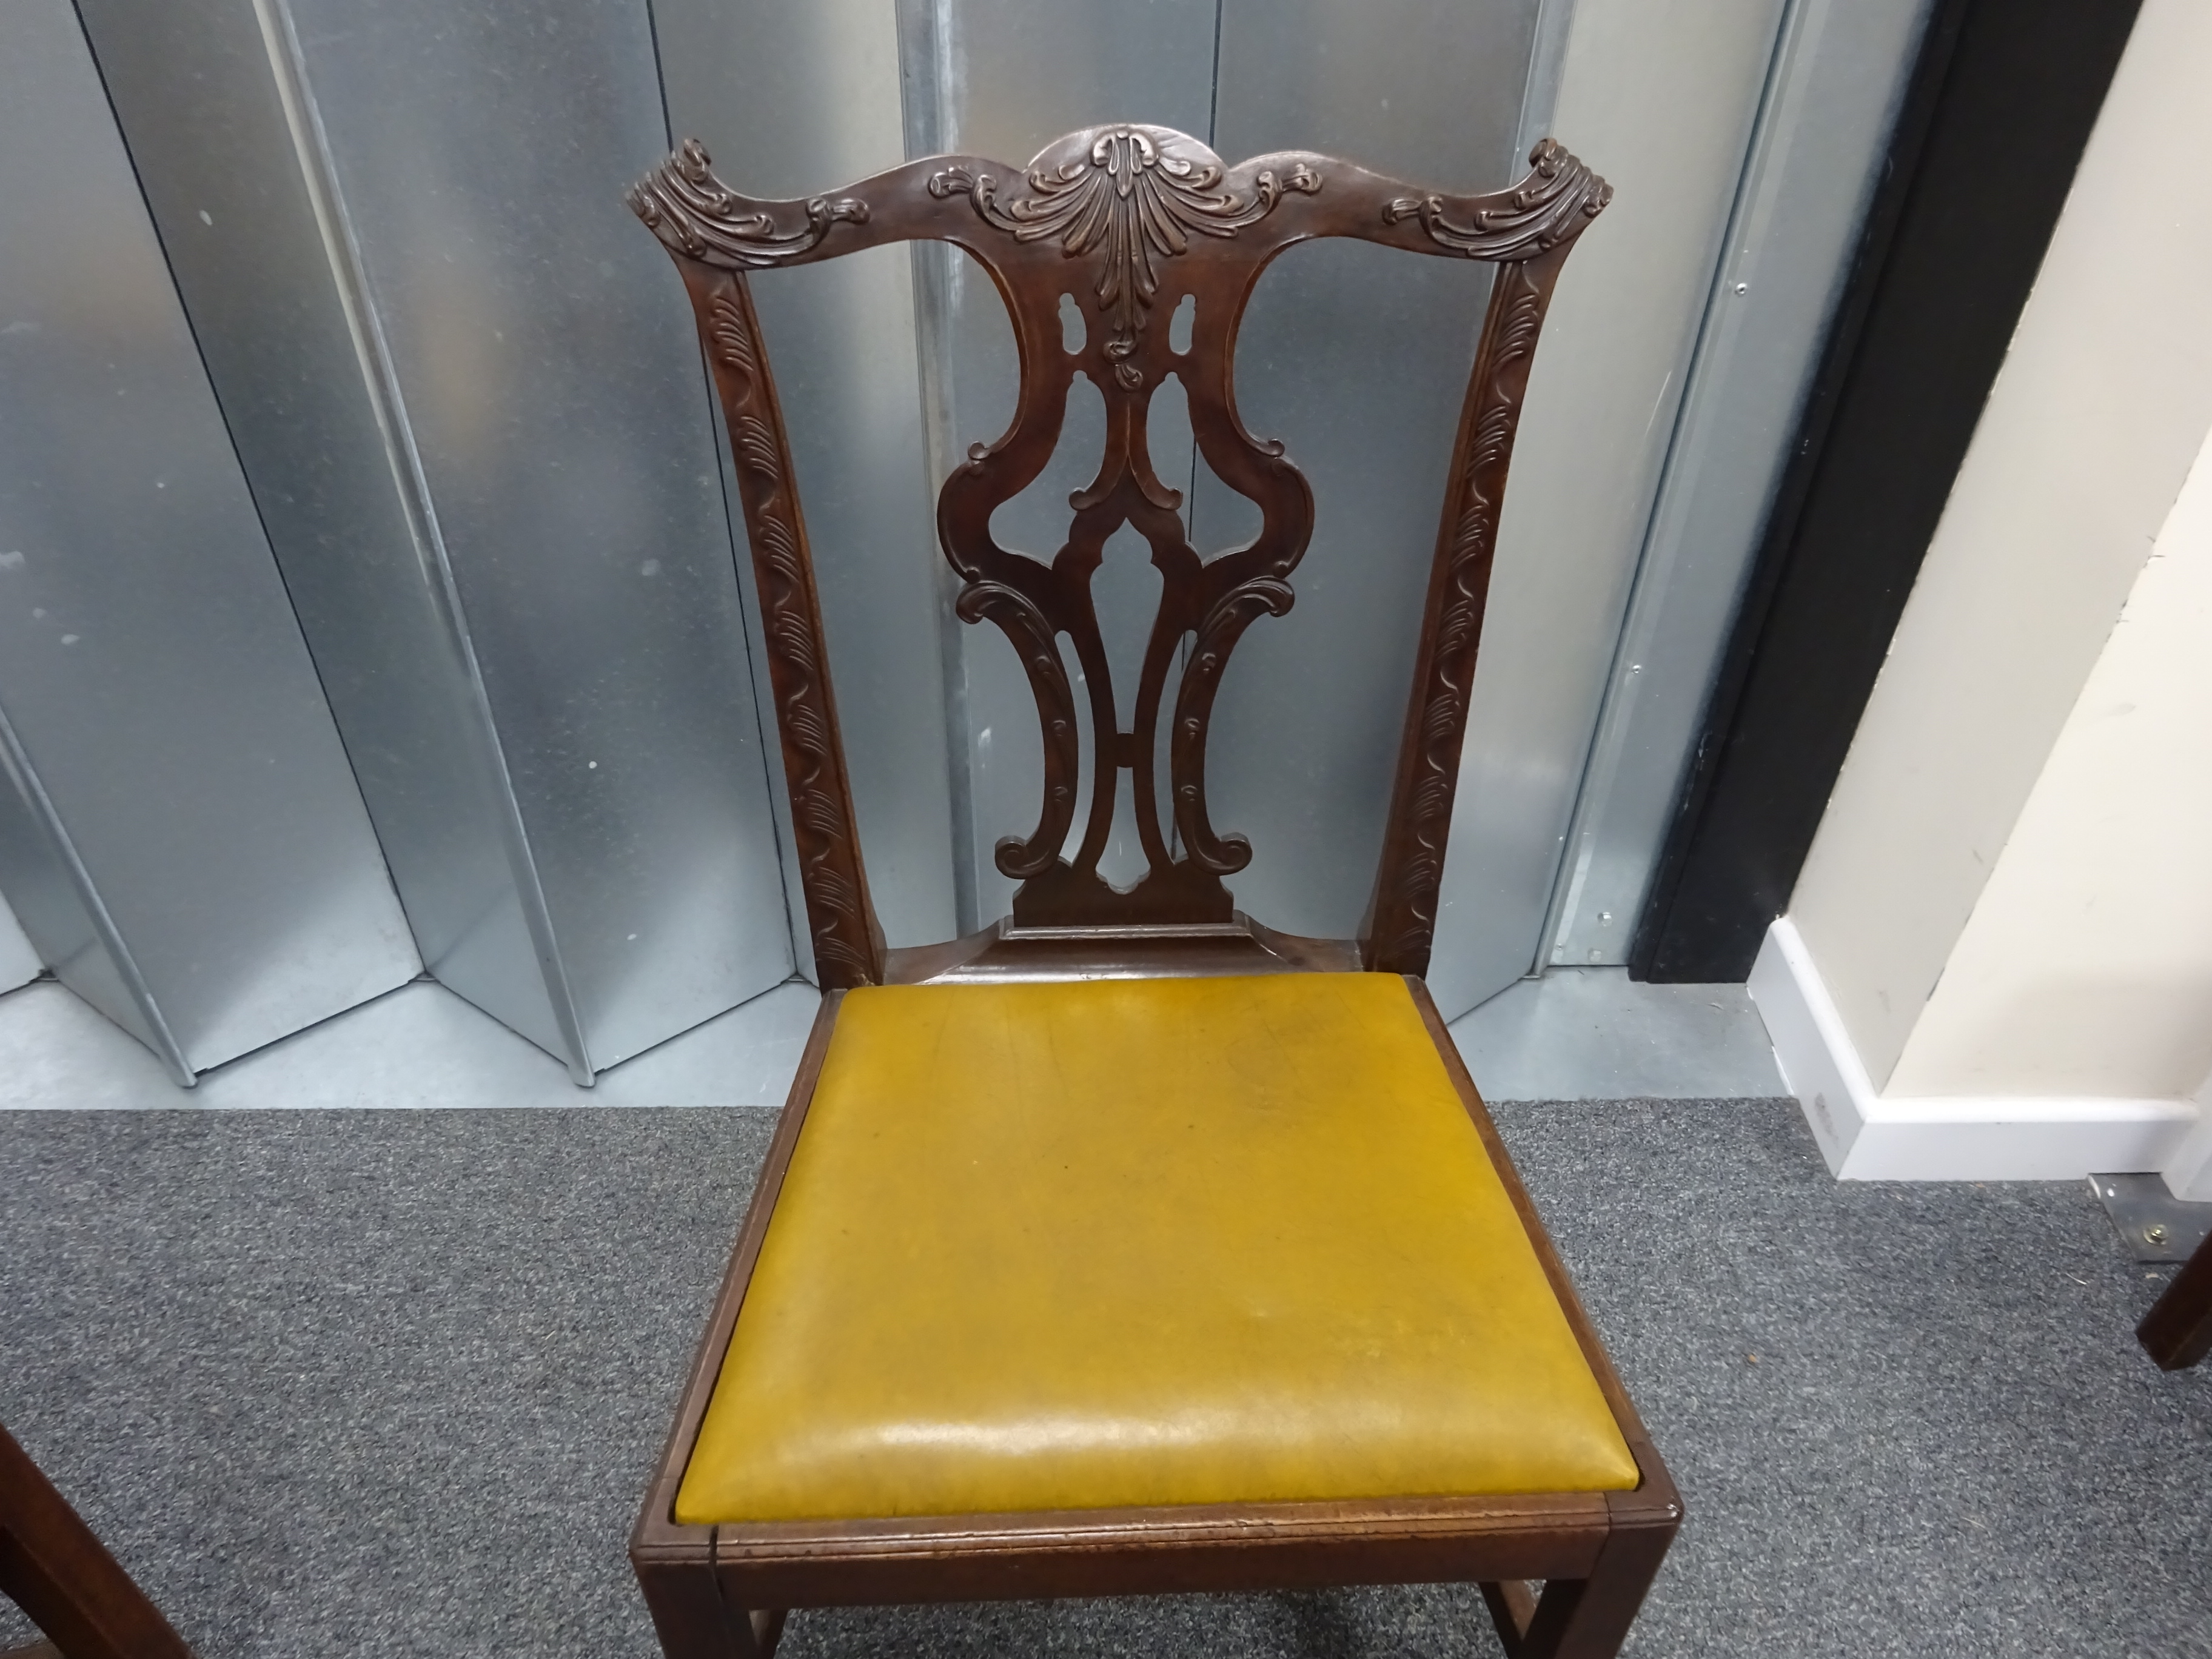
1480,1580,1541,1653
635,1556,788,1658
0,1422,193,1659
742,1608,788,1658
1487,1518,1673,1659
2138,1228,2212,1370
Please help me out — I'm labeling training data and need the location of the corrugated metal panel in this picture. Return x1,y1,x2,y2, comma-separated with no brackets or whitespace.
0,0,418,1078
654,0,959,950
271,0,799,1069
74,0,575,1064
1544,0,1935,967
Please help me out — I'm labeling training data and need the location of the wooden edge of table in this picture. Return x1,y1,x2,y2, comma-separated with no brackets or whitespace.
1404,976,1682,1528
632,989,845,1556
633,969,1677,1606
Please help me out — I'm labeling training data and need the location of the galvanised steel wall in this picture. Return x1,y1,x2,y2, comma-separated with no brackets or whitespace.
0,0,418,1083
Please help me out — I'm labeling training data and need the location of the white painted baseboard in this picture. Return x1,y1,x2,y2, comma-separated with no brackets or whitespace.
1747,917,2199,1180
2161,1082,2212,1199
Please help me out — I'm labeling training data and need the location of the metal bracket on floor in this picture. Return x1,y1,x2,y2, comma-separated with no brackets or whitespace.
2090,1173,2212,1264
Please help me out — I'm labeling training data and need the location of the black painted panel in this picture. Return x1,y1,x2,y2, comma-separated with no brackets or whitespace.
1632,0,2145,982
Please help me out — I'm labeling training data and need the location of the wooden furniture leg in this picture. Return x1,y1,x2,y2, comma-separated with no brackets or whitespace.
637,1551,786,1659
742,1609,787,1657
1481,1578,1543,1651
0,1422,192,1659
1480,1502,1672,1659
2138,1227,2212,1370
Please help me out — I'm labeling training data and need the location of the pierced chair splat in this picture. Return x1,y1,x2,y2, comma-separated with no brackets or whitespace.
625,122,1673,1659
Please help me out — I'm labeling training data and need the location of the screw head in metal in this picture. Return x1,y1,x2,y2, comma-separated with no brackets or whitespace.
2145,1223,2170,1245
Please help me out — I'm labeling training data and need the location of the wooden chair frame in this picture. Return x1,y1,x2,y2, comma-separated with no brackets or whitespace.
626,122,1677,1658
2139,1228,2212,1370
0,1420,194,1659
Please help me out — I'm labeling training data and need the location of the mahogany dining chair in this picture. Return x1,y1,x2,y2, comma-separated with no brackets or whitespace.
624,119,1675,1659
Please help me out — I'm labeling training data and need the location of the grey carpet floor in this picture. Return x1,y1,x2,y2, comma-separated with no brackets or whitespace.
0,1099,2205,1658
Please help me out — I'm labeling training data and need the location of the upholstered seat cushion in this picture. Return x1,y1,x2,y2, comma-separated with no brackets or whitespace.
675,972,1639,1524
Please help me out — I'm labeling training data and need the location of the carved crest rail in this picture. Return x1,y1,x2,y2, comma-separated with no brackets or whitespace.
631,124,1609,985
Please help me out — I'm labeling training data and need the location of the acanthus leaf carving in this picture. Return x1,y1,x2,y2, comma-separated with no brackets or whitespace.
1369,259,1552,974
1384,138,1611,261
633,123,1600,954
931,127,1319,389
700,286,881,985
628,139,868,269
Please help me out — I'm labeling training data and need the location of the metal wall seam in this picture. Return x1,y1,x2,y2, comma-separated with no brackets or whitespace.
247,0,596,1082
0,893,38,995
1202,0,1542,988
896,0,982,936
0,704,193,1085
4,0,421,1076
1540,0,1935,969
1513,0,1580,167
1540,0,1813,970
1415,0,1801,1014
654,0,962,953
641,0,812,985
274,0,797,1067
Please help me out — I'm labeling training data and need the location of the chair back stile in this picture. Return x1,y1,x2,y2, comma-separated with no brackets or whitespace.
629,126,1610,988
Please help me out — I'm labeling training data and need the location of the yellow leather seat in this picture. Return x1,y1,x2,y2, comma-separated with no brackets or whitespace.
677,972,1638,1524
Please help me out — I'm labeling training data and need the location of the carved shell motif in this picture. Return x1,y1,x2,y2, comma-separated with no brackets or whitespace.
932,126,1319,389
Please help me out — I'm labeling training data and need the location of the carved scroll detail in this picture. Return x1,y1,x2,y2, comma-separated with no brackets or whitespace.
628,140,868,269
1366,260,1554,976
954,581,1080,879
630,122,1603,956
1384,139,1611,261
931,127,1319,388
703,284,881,986
1170,577,1296,874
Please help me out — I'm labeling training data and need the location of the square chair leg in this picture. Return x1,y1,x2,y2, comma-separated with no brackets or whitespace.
2139,1228,2212,1370
1483,1508,1674,1659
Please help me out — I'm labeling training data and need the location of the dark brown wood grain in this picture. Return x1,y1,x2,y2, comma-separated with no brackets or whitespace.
2138,1227,2212,1371
0,1421,195,1659
670,263,884,990
626,124,1655,1659
632,126,1607,963
1483,1576,1543,1651
1405,978,1672,1474
1364,244,1574,975
631,993,841,1655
